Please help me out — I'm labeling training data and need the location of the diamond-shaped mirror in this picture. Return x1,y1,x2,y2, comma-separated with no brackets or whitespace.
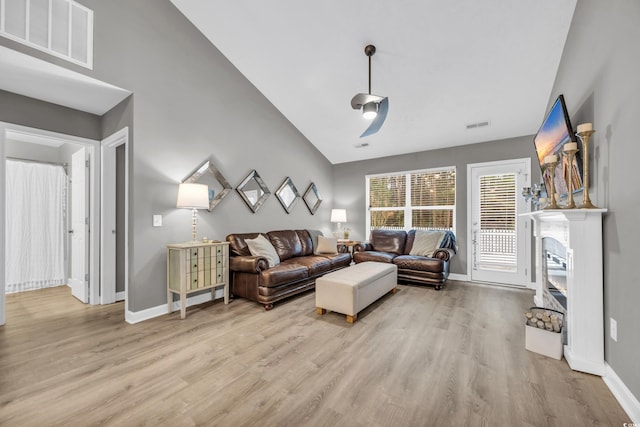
303,182,322,215
275,177,300,214
236,169,271,213
183,159,232,212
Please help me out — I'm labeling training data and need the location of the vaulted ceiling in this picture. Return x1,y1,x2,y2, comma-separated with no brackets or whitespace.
171,0,577,164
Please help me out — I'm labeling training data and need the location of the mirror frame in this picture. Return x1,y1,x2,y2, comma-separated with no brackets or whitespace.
183,159,232,211
275,177,301,214
236,169,271,213
303,182,322,215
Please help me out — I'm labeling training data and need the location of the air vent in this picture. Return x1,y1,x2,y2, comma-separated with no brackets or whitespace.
354,142,370,148
466,121,490,130
0,0,94,68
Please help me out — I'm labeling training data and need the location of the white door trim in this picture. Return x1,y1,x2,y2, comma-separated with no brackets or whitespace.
0,122,101,325
100,127,129,306
467,158,532,286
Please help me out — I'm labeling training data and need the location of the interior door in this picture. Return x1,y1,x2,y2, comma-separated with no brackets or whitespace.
470,159,530,286
69,147,89,303
101,143,116,304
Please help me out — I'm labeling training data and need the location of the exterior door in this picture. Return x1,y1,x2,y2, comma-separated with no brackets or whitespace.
469,159,530,286
69,147,89,303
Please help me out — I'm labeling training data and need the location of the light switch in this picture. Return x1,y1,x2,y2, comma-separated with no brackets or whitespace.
153,215,162,227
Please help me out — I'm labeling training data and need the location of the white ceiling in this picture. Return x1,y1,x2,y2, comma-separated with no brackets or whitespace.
171,0,577,164
0,45,131,116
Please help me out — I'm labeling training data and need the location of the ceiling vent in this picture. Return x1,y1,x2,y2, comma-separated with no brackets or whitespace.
466,121,490,130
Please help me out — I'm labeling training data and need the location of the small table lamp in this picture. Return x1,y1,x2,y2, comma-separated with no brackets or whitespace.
330,208,347,237
176,183,209,242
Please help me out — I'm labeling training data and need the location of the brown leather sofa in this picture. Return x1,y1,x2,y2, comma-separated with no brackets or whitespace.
226,230,352,310
353,230,457,290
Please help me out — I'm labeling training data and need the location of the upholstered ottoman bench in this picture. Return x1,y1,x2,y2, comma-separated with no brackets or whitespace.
315,262,398,323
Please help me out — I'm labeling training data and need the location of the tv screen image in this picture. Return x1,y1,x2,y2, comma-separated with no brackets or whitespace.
533,95,583,199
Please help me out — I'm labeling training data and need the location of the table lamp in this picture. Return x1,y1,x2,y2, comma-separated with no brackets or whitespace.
176,183,209,242
330,208,347,237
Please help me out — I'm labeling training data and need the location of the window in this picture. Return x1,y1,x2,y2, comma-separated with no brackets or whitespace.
0,0,93,68
366,167,456,236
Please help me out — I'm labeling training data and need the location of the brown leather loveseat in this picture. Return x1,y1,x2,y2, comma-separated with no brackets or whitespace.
226,230,351,310
353,229,457,290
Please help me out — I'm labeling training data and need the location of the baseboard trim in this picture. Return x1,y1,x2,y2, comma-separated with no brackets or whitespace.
603,362,640,423
125,288,224,324
115,291,125,302
448,273,469,281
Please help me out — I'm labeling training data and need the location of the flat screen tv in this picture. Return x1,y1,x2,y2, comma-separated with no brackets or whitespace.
533,94,583,200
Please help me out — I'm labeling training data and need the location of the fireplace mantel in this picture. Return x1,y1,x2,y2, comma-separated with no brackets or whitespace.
522,209,607,376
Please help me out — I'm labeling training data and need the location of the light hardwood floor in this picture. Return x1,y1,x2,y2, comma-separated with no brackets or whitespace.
0,282,629,426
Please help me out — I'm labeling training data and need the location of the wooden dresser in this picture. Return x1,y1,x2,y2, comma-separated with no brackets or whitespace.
167,241,230,319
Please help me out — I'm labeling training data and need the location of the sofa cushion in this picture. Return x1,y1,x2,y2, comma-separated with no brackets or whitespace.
296,230,314,256
319,252,352,268
227,232,263,256
245,234,280,268
393,255,444,273
353,250,397,264
292,255,333,276
306,229,323,254
371,230,407,255
316,236,338,254
409,230,446,257
259,262,309,287
267,230,303,261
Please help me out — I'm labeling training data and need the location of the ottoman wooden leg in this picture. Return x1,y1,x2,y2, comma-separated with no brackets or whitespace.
317,307,327,315
389,287,398,294
346,314,357,323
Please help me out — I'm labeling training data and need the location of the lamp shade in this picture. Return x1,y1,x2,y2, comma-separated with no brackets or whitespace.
330,209,347,223
176,183,209,209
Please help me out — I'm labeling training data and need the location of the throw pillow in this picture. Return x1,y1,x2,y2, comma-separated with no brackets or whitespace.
245,234,280,268
409,230,446,257
316,235,338,254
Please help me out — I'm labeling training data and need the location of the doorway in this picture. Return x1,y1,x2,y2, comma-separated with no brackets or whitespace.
0,122,117,325
468,158,531,286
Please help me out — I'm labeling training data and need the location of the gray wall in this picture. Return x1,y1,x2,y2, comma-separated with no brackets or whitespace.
0,90,101,140
333,135,540,276
550,0,640,401
2,1,334,312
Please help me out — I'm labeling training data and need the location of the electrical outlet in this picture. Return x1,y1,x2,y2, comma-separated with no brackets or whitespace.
610,317,618,342
153,215,162,227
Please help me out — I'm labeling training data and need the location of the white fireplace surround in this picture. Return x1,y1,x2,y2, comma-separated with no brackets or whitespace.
523,209,607,376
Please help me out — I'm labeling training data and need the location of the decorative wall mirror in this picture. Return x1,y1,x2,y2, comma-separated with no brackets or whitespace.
275,177,301,214
303,182,322,215
236,169,271,213
183,159,232,211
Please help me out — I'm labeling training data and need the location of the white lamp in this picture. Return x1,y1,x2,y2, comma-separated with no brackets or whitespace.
330,208,347,236
362,101,378,120
176,183,209,242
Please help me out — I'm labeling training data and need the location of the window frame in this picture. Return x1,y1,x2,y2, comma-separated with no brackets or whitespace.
365,166,456,238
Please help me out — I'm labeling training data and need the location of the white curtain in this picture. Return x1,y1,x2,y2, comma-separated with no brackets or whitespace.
5,160,67,293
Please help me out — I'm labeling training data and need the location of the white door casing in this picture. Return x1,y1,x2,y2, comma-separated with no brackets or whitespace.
468,158,531,286
70,147,89,303
101,127,128,305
